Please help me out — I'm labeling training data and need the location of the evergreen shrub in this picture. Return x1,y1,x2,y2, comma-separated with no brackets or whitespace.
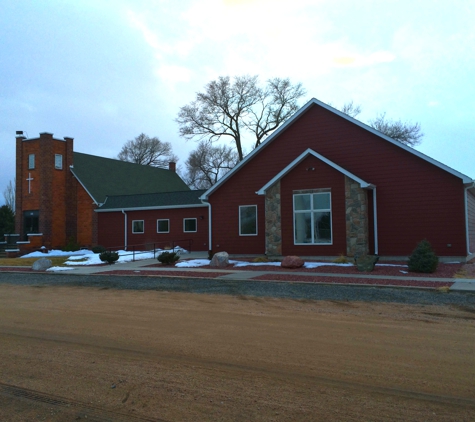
92,245,107,254
99,251,119,265
62,237,80,252
157,251,180,265
408,239,438,273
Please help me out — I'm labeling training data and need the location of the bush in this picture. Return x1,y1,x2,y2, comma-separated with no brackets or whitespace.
62,237,80,252
408,240,438,273
158,251,180,265
99,251,119,265
92,245,107,254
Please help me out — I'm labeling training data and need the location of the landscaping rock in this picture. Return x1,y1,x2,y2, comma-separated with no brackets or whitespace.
281,255,304,269
210,251,229,268
355,254,379,272
32,257,53,271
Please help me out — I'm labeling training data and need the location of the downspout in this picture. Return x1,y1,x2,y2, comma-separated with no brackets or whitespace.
370,187,379,255
122,210,127,251
201,199,212,257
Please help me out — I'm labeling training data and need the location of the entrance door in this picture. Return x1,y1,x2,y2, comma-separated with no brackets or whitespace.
23,210,39,240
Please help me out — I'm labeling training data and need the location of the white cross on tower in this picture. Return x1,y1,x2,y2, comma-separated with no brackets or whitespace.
26,172,34,194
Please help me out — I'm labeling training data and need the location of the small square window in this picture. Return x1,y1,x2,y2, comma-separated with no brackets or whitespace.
157,219,169,233
28,154,35,169
132,220,144,234
183,218,197,232
55,154,63,169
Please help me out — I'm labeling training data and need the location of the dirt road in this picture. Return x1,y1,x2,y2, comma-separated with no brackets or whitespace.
0,284,474,421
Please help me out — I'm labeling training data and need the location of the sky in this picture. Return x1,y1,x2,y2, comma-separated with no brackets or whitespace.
1,0,474,206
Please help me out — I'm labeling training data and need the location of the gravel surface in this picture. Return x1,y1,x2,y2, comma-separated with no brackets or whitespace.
0,272,474,307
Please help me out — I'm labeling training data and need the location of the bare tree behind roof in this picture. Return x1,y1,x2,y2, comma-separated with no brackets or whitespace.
183,140,239,190
176,75,306,161
338,102,424,147
117,133,178,167
3,179,15,213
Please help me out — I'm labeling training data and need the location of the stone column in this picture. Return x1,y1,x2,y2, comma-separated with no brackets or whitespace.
345,176,369,256
265,181,282,257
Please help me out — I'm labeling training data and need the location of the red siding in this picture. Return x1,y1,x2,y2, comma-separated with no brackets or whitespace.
97,207,209,252
209,104,467,257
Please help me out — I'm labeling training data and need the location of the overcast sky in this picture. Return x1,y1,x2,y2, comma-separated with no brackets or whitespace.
1,0,474,206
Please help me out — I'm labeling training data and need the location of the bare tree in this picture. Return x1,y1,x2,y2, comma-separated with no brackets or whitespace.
368,113,423,147
183,141,239,189
339,100,362,118
117,133,178,167
3,179,15,213
338,102,423,147
176,75,305,161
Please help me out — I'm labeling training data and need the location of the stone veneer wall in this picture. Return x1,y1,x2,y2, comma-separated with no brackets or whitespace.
265,181,282,256
345,176,369,256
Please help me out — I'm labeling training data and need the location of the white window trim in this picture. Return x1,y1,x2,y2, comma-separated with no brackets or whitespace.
55,154,63,169
132,220,144,234
293,192,333,245
28,154,35,170
183,218,197,233
239,205,258,236
157,219,170,233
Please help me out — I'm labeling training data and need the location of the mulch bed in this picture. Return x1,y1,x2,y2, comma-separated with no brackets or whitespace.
251,274,454,288
99,270,231,278
175,261,463,279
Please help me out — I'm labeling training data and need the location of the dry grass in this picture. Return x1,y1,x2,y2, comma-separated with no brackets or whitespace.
0,257,70,267
333,254,350,264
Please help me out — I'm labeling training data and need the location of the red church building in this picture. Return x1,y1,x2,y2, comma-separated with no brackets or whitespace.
13,98,475,261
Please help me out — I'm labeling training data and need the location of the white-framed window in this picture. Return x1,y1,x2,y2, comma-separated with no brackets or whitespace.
28,154,35,169
239,205,257,236
183,218,197,232
132,220,144,234
55,154,63,169
294,191,332,245
157,219,169,233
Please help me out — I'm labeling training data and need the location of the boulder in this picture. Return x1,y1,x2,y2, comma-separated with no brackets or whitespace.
355,254,379,272
32,257,53,271
210,251,229,268
281,255,304,269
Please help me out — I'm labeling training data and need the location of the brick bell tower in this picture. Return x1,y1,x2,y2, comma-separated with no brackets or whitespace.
15,132,76,249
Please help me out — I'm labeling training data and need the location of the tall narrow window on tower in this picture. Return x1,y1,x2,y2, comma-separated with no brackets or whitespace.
28,154,35,169
55,154,63,169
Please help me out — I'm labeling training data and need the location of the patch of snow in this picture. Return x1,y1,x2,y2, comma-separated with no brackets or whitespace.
176,259,210,268
21,249,94,258
304,262,353,268
399,270,408,274
46,266,75,272
376,264,408,267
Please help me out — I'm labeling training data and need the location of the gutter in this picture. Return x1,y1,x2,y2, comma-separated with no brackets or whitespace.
200,198,212,255
122,209,127,251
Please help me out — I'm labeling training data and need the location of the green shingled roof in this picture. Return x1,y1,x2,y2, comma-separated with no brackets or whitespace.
71,152,189,204
96,190,207,211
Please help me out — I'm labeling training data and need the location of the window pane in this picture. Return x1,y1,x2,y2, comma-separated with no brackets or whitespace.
133,220,144,233
28,154,35,169
294,212,311,243
313,193,330,210
55,154,63,169
184,219,196,232
240,206,257,235
314,212,331,243
294,194,310,211
157,220,169,233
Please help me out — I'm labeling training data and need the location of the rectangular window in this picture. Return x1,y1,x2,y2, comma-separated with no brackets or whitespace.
28,154,35,169
157,219,169,233
239,205,257,236
55,154,63,169
294,192,332,244
132,220,144,234
183,218,197,232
